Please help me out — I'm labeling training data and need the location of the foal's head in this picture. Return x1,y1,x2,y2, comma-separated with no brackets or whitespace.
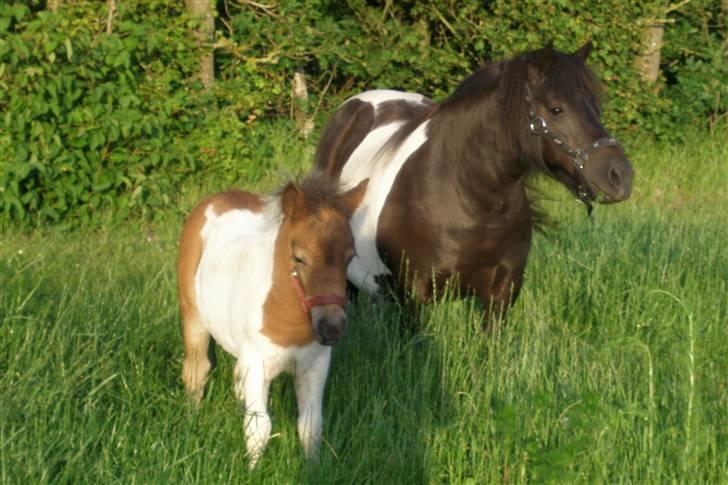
500,42,634,207
279,175,368,345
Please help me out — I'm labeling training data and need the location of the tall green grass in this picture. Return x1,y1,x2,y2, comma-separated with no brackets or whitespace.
1,129,726,483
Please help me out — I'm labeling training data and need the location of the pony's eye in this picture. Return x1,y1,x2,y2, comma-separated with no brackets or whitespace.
292,255,306,265
549,106,564,116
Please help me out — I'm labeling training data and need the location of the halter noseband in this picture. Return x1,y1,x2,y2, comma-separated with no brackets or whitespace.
290,267,347,313
524,82,621,215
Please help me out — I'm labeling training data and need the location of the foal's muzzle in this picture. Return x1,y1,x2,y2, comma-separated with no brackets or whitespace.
310,305,347,346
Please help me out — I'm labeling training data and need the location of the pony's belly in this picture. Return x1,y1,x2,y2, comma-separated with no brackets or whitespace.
339,115,431,294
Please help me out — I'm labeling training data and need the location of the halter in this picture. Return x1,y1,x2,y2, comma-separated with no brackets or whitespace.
524,82,621,215
290,267,347,313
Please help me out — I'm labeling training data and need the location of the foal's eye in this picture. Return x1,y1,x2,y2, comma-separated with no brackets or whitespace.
292,255,306,265
549,106,564,116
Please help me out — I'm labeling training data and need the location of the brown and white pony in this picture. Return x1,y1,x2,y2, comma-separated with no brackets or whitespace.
177,174,367,466
314,42,634,320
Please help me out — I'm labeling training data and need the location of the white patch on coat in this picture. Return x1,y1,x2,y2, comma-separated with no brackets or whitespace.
195,202,279,356
194,201,332,466
351,89,427,113
337,92,431,292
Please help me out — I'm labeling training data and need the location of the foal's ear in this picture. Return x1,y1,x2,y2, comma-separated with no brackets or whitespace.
281,182,305,220
574,40,593,61
337,178,369,219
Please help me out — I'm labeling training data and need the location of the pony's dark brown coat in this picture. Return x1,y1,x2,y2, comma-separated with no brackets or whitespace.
314,43,633,320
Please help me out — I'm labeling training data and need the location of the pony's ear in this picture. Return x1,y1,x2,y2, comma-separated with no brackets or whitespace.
337,178,368,219
281,182,305,220
574,40,593,61
528,42,556,82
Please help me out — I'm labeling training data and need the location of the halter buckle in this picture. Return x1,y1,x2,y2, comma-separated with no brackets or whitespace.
529,117,547,135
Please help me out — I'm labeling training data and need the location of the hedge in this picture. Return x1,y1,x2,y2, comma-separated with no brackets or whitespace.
0,0,725,226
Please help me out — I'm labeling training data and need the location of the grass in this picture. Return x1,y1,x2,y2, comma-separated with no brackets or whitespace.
1,127,726,483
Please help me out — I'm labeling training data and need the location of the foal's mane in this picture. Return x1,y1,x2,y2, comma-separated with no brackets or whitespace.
274,171,352,216
444,45,603,172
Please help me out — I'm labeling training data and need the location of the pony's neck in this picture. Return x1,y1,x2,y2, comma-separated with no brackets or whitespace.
423,63,537,217
435,59,548,186
434,99,528,187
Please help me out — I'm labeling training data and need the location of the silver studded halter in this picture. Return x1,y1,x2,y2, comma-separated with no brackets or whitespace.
524,82,621,215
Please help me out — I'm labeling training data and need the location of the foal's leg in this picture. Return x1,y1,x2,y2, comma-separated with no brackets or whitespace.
235,355,271,468
294,347,332,459
182,308,212,403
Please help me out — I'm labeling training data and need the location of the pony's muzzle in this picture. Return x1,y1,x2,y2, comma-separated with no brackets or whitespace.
602,158,633,202
584,143,634,204
310,305,347,346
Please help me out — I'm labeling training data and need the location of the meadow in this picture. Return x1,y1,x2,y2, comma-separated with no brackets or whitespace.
1,126,726,483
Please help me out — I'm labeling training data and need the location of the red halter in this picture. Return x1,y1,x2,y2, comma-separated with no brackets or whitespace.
290,268,347,313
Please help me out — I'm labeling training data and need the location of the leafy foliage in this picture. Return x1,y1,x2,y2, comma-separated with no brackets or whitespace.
659,1,727,133
0,2,205,226
0,0,725,227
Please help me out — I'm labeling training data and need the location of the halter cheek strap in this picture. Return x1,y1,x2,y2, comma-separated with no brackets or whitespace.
524,82,622,215
290,268,347,313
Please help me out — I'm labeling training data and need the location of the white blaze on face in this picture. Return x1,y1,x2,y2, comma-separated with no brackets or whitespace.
338,91,431,293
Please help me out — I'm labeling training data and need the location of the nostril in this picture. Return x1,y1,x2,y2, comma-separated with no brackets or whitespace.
608,166,622,188
316,317,345,345
327,321,344,339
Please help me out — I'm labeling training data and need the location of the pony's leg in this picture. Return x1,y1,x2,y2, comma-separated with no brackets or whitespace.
469,264,524,326
235,355,271,468
182,309,212,404
294,347,332,459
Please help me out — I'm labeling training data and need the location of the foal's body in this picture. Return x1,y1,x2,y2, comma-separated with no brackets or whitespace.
178,179,366,466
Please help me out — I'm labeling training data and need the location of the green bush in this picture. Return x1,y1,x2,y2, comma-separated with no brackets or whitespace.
0,0,724,228
659,1,727,133
0,2,207,225
211,0,726,139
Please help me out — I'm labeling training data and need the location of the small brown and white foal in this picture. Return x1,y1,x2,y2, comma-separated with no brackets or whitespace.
177,174,367,466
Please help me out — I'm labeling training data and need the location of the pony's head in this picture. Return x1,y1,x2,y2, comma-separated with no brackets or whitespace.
500,42,633,207
279,175,368,345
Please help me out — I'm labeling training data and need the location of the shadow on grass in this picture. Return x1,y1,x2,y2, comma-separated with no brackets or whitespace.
294,292,455,483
